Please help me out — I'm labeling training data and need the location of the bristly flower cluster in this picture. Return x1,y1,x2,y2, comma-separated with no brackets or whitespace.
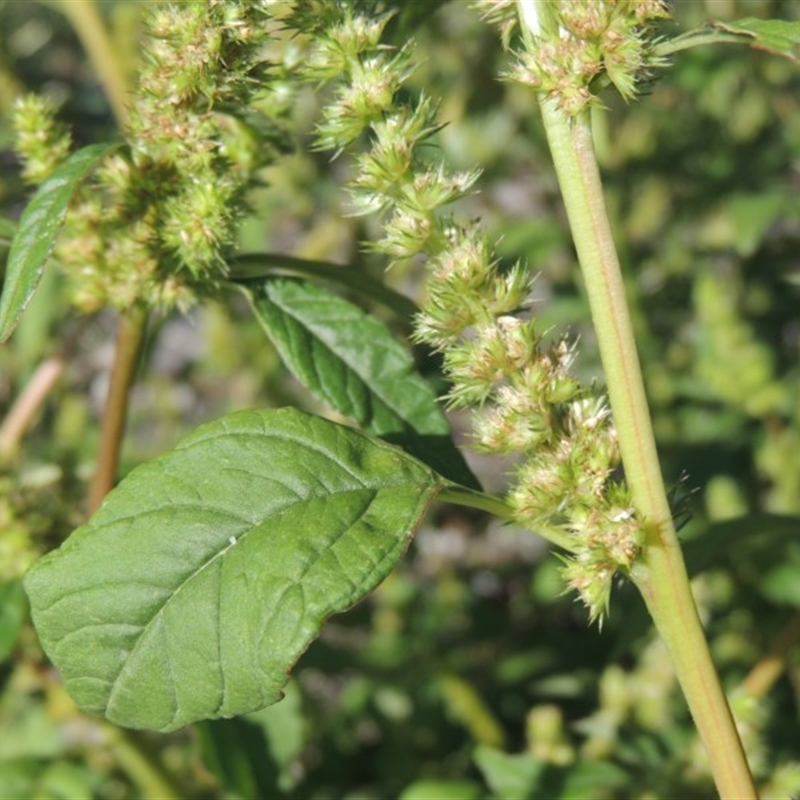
12,0,294,312
293,2,646,621
12,95,72,185
475,0,670,115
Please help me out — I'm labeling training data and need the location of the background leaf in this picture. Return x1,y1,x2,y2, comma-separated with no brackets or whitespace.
246,277,479,489
0,142,120,342
472,746,544,800
0,581,26,662
399,779,482,800
24,408,444,732
0,216,16,246
197,679,304,798
682,514,800,576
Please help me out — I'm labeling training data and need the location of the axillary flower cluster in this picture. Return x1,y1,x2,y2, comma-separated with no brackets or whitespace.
12,0,293,312
488,0,669,113
297,0,668,621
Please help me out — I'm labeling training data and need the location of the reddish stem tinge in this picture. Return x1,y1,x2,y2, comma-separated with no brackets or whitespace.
87,303,148,514
0,321,90,460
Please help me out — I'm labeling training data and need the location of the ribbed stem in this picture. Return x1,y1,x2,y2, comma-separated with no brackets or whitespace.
538,96,756,799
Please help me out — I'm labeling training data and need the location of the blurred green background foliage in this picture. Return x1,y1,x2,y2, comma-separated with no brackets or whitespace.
0,0,799,797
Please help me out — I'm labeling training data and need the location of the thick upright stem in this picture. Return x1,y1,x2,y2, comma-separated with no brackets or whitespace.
87,303,148,514
538,98,756,799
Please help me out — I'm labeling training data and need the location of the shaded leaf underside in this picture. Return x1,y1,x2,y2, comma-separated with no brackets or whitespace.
246,277,479,489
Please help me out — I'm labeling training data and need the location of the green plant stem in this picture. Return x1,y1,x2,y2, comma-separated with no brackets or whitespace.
440,486,576,552
537,98,756,799
56,0,129,128
654,30,749,58
439,486,514,520
87,303,148,514
100,723,183,800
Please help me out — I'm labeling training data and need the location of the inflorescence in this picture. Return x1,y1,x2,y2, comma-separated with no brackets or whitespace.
13,0,294,312
292,1,671,620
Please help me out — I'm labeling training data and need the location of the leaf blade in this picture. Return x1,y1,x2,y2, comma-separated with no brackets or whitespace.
246,277,479,488
0,142,121,341
25,408,443,731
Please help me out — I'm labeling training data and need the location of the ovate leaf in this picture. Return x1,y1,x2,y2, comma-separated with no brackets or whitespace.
0,142,120,341
25,408,444,732
246,277,479,488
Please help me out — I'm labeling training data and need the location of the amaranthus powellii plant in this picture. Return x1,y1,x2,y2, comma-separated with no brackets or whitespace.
3,0,800,797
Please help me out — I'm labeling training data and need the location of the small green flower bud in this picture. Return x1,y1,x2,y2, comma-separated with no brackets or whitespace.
377,208,441,260
560,553,614,623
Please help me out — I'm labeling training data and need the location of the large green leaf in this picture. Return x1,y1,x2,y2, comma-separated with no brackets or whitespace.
245,277,479,489
25,408,444,732
0,142,120,342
